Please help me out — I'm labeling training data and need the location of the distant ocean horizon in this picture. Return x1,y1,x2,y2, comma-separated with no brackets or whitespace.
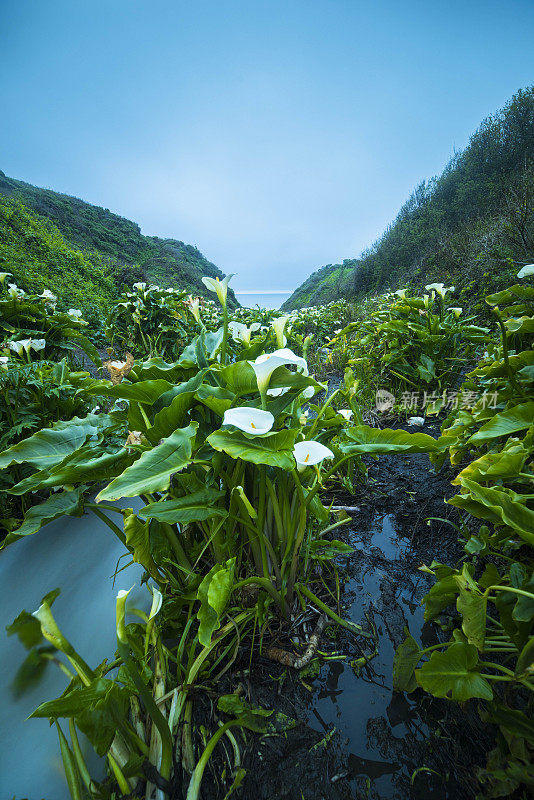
235,290,294,310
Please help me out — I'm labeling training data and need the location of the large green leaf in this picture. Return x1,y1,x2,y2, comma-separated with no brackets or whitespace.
134,356,189,382
10,446,131,495
415,642,493,701
139,489,227,524
123,509,164,581
454,566,487,650
149,386,199,443
195,385,235,416
341,425,440,455
207,428,297,469
505,316,534,334
197,559,236,646
452,479,534,546
422,572,459,621
0,418,97,469
1,489,84,548
468,402,534,444
88,378,174,404
30,678,130,756
218,361,258,395
485,704,534,745
454,443,528,483
97,423,198,501
485,285,534,306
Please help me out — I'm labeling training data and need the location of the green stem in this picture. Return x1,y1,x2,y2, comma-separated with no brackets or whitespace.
117,640,173,782
89,507,126,546
297,584,372,638
186,720,241,800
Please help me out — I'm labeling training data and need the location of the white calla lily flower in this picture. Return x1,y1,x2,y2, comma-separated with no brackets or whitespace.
338,409,353,420
223,407,275,435
189,297,201,322
449,307,463,318
228,321,254,345
8,339,31,355
41,289,57,302
8,283,25,298
517,264,534,278
148,587,163,621
0,356,9,368
251,348,308,395
425,283,454,298
133,282,146,290
0,272,13,284
272,315,289,348
68,308,83,319
116,586,134,643
394,289,408,299
31,339,46,351
202,274,235,307
293,440,334,470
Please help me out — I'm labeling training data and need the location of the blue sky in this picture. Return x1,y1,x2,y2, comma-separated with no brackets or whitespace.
1,0,533,291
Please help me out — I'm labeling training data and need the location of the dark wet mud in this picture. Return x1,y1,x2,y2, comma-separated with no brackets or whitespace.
229,418,492,800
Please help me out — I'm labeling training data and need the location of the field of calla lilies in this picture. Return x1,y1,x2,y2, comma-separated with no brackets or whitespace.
0,267,533,800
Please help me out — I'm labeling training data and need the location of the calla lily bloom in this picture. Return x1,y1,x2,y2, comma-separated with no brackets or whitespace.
148,587,163,621
272,315,289,348
116,587,134,643
7,338,44,355
394,289,408,299
189,297,201,322
68,308,83,319
229,321,253,345
223,407,274,435
133,282,147,290
449,307,463,318
338,409,353,421
517,264,534,278
293,440,334,470
251,348,308,395
0,272,12,283
202,274,235,307
425,283,455,298
267,386,290,397
8,283,25,298
41,289,57,303
0,356,9,369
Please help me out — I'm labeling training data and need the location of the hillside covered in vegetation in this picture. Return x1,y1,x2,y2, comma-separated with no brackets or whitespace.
0,170,237,312
283,87,534,310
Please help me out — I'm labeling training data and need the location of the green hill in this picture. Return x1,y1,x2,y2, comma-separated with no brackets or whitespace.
281,260,358,309
284,87,534,311
0,170,237,308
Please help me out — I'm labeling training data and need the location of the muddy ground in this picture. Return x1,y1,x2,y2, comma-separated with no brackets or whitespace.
181,416,493,800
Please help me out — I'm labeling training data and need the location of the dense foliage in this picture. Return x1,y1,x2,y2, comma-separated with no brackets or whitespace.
284,87,534,312
0,199,117,327
321,283,490,408
393,267,534,797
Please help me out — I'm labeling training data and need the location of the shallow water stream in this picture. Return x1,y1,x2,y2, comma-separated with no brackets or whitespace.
307,513,441,798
